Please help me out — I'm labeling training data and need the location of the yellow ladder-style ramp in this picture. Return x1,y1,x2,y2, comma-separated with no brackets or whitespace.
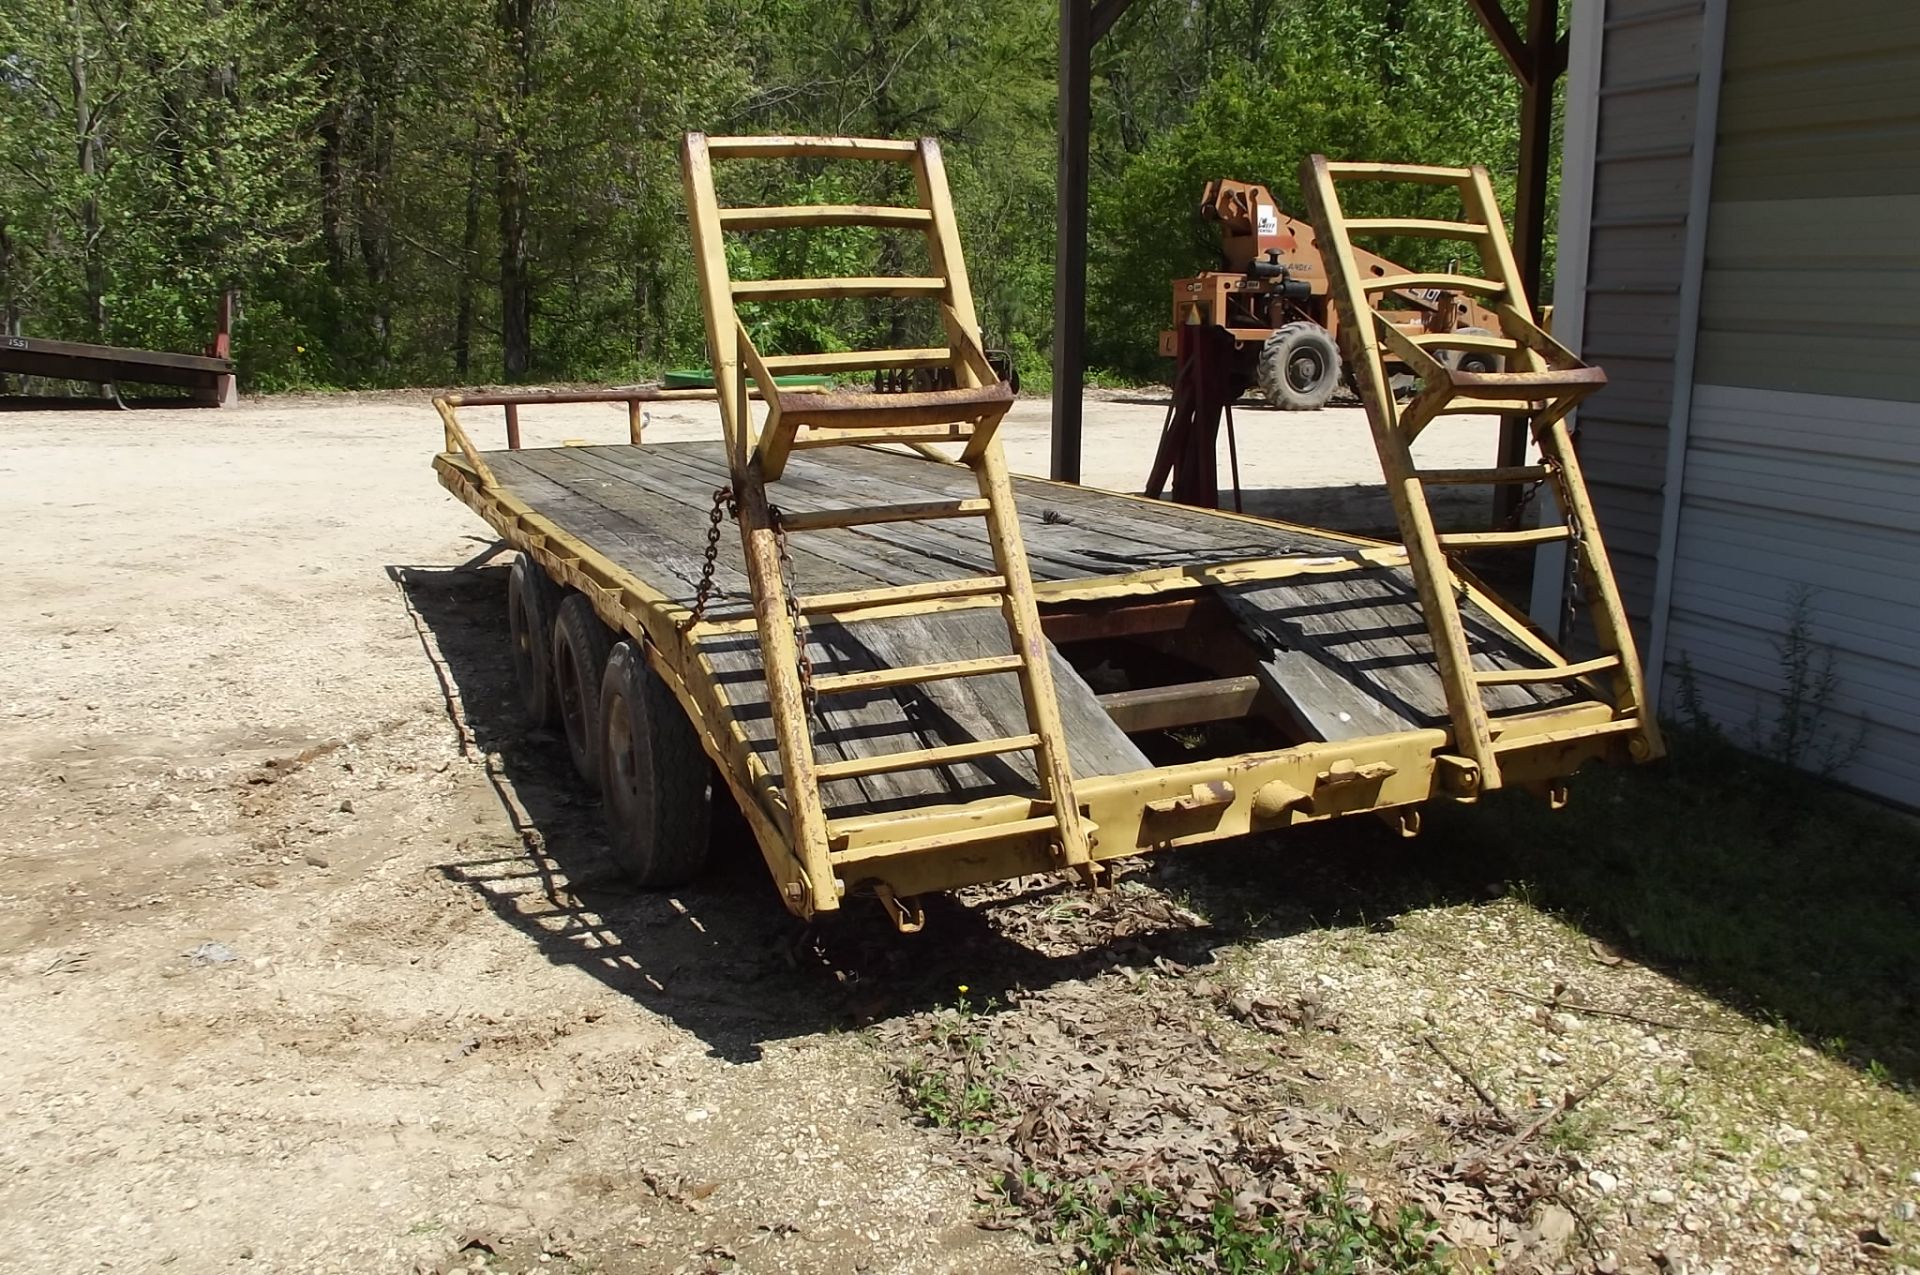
680,133,1092,915
1300,155,1663,794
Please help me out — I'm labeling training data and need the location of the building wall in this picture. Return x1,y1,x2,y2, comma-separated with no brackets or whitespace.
1564,0,1711,640
1663,0,1920,803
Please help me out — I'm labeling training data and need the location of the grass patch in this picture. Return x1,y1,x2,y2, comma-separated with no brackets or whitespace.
1427,725,1920,1083
1010,1171,1456,1274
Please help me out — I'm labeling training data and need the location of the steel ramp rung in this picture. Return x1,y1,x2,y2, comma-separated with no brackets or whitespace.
1403,332,1522,354
731,276,948,300
704,135,920,161
1449,368,1607,397
828,814,1070,867
1361,272,1505,296
1417,465,1551,485
761,347,951,375
790,425,973,448
716,205,933,230
1434,526,1571,549
776,498,990,532
810,654,1024,695
1428,398,1545,416
1490,715,1647,754
1473,655,1621,687
1341,217,1489,238
813,733,1040,782
796,574,1007,615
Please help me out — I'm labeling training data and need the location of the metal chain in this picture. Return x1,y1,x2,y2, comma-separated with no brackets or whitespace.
679,485,738,632
1502,471,1547,532
1561,512,1587,649
680,486,819,719
1558,421,1589,646
768,503,819,719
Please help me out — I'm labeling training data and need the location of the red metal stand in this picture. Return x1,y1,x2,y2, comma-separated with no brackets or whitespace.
1144,323,1244,510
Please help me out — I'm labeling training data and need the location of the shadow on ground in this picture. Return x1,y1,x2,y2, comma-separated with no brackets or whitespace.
388,550,1918,1087
1421,736,1920,1087
387,550,1486,1063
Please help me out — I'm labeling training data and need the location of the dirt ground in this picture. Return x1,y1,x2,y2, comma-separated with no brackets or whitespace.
1,391,1913,1275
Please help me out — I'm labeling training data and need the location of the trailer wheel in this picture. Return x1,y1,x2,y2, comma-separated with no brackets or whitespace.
552,593,617,789
1449,326,1506,375
507,554,564,728
598,641,711,887
1257,322,1341,410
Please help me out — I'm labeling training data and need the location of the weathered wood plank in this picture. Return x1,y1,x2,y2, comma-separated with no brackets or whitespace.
551,446,899,597
699,607,1148,816
586,444,991,593
1217,571,1579,741
488,451,747,601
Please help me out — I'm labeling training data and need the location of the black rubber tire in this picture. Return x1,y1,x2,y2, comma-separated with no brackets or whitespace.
1256,322,1342,411
1450,326,1506,376
598,641,712,887
507,554,565,728
551,593,617,789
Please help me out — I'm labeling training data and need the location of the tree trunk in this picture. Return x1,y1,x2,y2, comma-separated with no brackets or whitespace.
497,151,530,381
0,214,16,337
454,137,484,376
317,109,349,285
357,105,395,371
496,0,535,381
69,0,106,339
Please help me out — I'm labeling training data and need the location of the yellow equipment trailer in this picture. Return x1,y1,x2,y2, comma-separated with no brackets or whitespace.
431,137,1660,928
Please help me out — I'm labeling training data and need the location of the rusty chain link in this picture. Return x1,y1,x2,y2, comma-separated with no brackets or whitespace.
678,484,818,719
1557,423,1587,647
1502,468,1548,532
680,485,738,631
1561,510,1586,649
766,501,819,718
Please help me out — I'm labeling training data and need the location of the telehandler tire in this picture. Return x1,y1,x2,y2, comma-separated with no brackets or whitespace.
507,554,565,728
598,641,712,887
552,593,617,789
1257,322,1342,411
1449,326,1506,375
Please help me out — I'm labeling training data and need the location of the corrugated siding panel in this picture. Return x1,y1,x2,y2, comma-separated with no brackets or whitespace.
1712,0,1920,202
1696,0,1920,400
1666,385,1920,803
1574,0,1707,639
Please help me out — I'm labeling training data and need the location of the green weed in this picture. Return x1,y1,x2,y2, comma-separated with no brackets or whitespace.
1010,1171,1455,1274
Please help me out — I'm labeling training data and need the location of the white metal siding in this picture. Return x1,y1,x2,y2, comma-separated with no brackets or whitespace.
1666,386,1920,803
1660,0,1920,804
1573,0,1710,639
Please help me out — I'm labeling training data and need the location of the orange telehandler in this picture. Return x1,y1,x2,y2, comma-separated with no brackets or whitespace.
1158,179,1505,410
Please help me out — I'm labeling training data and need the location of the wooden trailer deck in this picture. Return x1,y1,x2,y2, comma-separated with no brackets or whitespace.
448,439,1594,824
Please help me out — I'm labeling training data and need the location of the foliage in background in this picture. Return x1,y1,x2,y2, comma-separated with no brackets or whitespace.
1,0,1555,390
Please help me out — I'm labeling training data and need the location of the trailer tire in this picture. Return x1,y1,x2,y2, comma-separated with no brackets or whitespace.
1257,322,1341,411
1449,326,1506,375
598,641,711,887
507,554,565,729
552,593,617,789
